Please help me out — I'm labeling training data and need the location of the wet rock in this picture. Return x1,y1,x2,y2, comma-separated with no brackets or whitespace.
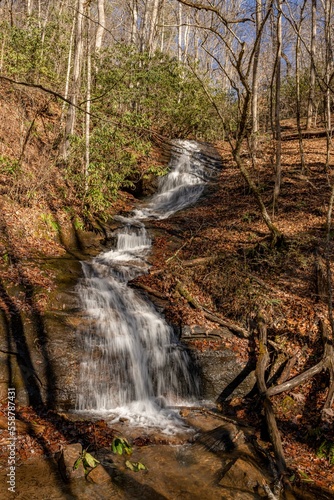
184,343,256,401
57,443,85,482
86,464,112,485
219,457,271,498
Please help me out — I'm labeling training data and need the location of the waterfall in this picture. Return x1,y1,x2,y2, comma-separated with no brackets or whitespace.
76,140,218,431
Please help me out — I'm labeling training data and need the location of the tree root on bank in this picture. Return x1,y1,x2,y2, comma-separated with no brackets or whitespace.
266,320,334,399
254,311,334,498
256,312,287,476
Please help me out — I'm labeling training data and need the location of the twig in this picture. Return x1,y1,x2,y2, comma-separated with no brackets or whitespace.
165,237,194,264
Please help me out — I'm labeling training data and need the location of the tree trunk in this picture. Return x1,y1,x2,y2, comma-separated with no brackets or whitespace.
295,3,306,172
63,0,84,158
95,0,105,55
272,0,282,216
256,312,287,475
324,0,332,170
147,0,162,56
178,3,183,62
85,4,91,191
130,0,138,45
61,14,76,123
251,0,261,154
306,0,317,130
27,0,33,17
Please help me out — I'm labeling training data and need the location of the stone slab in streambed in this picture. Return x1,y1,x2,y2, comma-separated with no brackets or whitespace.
219,456,272,498
86,464,113,485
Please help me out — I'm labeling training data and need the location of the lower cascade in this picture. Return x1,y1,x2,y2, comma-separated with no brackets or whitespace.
76,140,218,431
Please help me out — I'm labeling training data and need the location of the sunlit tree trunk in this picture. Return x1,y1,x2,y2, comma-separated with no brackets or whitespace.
251,0,262,154
273,0,282,216
323,0,333,170
177,2,182,62
63,0,84,159
140,0,163,55
296,27,306,172
130,0,138,45
85,5,91,191
61,15,75,119
95,0,105,54
306,0,317,130
148,0,162,55
27,0,33,17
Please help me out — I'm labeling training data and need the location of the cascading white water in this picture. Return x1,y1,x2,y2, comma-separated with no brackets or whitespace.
76,140,218,431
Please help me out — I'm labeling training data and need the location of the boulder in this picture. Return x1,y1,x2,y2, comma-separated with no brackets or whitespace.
57,443,85,482
182,326,256,401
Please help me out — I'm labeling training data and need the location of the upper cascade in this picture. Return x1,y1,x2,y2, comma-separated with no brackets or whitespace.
135,139,220,219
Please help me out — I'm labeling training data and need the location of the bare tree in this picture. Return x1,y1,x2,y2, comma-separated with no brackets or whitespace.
322,0,333,170
95,0,106,55
306,0,317,129
85,2,92,189
63,0,85,158
176,0,282,243
251,0,262,154
272,0,282,216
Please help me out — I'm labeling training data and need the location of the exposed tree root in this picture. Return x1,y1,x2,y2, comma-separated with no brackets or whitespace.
255,312,287,477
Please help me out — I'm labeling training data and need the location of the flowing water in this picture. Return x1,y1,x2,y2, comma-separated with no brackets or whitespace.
76,140,218,432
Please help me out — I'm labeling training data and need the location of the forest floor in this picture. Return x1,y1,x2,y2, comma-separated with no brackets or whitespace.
133,128,334,494
0,87,334,497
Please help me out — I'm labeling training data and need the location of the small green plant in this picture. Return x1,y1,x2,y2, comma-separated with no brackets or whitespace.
73,450,100,472
73,217,84,231
40,213,60,232
316,440,334,465
111,436,132,455
2,252,10,264
125,460,147,472
299,470,314,483
0,155,20,175
242,212,254,223
144,163,169,178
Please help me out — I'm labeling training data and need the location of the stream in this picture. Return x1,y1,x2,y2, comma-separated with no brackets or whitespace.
76,139,218,432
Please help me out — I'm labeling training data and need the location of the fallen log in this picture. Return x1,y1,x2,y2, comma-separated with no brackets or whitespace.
182,257,215,267
175,281,250,338
130,282,167,300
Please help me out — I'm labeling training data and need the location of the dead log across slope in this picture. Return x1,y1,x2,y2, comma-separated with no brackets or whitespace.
175,281,250,338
